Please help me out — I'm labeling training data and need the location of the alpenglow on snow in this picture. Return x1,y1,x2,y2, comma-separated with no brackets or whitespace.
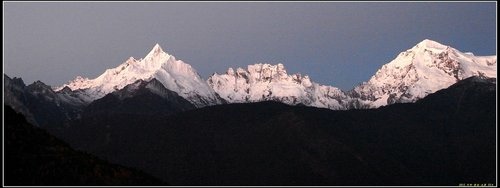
351,39,496,107
57,39,496,110
56,44,223,107
207,63,353,110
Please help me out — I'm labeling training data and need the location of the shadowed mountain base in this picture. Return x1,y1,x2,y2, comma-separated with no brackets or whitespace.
4,106,165,186
54,77,496,186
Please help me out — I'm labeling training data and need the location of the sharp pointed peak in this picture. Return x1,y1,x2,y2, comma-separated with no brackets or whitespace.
145,43,169,58
151,43,164,53
153,43,162,51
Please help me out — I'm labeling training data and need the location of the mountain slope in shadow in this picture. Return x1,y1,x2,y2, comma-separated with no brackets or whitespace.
4,105,165,186
58,76,496,186
82,78,195,118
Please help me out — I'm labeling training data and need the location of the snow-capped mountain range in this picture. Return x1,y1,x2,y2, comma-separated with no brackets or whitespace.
55,44,223,107
208,64,353,110
55,39,496,110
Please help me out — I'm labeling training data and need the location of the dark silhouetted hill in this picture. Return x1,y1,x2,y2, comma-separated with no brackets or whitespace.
4,105,165,186
55,76,496,185
82,78,195,118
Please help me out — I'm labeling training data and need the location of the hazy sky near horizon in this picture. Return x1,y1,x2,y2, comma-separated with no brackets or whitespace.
4,2,496,90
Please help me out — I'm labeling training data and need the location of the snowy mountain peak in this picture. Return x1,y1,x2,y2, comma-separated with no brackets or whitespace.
57,43,223,107
55,39,495,110
207,63,351,110
400,39,452,57
352,39,496,108
415,39,448,50
145,43,168,60
244,63,290,81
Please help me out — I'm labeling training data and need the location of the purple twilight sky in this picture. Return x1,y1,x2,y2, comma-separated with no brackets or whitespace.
3,2,497,90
